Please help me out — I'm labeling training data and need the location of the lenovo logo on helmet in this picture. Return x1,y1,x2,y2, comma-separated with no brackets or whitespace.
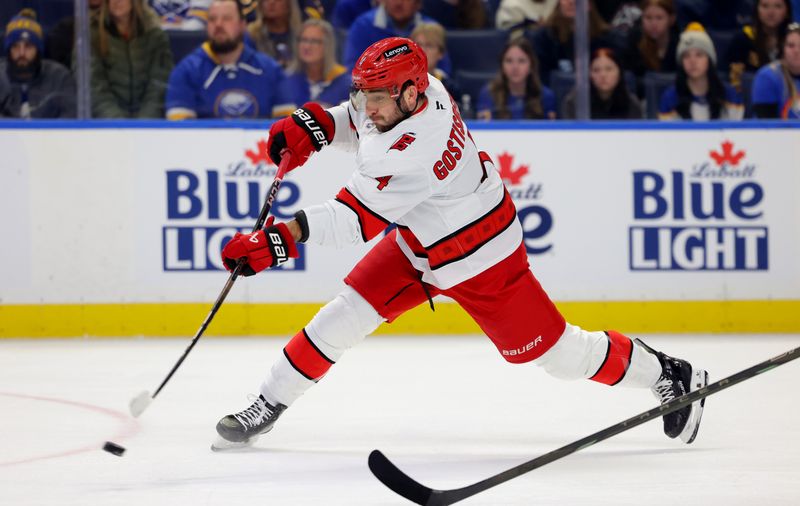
384,44,409,58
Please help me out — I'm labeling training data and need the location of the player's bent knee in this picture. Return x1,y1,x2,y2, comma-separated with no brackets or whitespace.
305,286,385,359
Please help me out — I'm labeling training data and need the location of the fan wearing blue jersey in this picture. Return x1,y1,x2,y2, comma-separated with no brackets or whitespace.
285,19,350,108
165,0,295,119
751,23,800,119
343,0,439,67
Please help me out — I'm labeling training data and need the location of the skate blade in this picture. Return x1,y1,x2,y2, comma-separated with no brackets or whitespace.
679,369,709,444
210,435,258,452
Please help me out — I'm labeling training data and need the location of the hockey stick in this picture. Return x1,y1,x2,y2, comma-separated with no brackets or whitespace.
129,152,292,418
369,345,800,505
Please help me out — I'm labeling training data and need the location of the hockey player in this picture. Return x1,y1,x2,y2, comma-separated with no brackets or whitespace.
213,37,708,450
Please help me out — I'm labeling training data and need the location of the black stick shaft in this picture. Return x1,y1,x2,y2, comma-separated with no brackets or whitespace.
370,345,800,506
151,154,292,399
434,345,799,504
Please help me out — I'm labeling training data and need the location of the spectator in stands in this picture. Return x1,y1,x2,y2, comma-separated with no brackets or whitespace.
477,37,557,119
562,47,643,118
44,0,102,69
677,0,754,31
751,22,800,118
421,0,487,29
148,0,210,29
496,0,557,34
285,19,350,107
301,0,327,20
0,71,10,112
248,0,302,68
529,0,617,82
333,0,375,30
0,9,76,118
410,22,461,99
90,0,173,118
728,0,793,90
596,0,642,34
624,0,679,86
166,0,295,118
659,23,744,119
343,0,438,67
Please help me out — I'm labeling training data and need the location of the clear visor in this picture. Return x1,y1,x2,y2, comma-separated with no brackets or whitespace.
349,87,394,112
349,88,367,111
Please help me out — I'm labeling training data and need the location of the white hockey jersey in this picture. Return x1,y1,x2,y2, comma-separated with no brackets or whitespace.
302,76,523,289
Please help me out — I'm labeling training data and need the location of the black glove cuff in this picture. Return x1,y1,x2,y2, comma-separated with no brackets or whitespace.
294,210,310,243
264,225,292,268
291,107,331,151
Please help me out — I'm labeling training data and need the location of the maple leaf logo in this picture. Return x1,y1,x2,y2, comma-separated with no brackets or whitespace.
709,140,746,167
496,152,529,185
245,139,271,165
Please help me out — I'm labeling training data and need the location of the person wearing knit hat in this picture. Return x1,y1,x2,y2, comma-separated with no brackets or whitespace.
658,22,744,120
676,21,717,65
4,8,44,55
0,9,76,118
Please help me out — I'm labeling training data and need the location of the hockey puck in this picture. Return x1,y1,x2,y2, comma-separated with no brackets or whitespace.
102,441,126,457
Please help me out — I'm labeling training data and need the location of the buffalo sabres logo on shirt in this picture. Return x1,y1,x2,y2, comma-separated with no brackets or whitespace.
149,0,191,17
214,89,259,118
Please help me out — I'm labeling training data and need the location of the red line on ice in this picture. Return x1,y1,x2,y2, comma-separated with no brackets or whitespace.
0,391,140,467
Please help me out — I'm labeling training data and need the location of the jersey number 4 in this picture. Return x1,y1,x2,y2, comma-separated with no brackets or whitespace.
376,175,393,190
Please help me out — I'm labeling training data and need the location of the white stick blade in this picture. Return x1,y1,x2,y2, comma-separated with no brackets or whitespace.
129,390,152,418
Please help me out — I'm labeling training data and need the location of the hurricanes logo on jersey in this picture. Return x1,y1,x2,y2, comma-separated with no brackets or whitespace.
389,133,416,152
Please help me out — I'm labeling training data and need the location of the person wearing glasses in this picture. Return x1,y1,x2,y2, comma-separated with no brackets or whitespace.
285,19,350,108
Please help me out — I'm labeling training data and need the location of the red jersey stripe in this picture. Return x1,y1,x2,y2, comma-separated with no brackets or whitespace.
283,329,335,381
335,187,390,242
589,331,634,385
398,190,517,270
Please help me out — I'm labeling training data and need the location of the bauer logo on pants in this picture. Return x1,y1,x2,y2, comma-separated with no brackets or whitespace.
629,141,768,271
161,140,306,272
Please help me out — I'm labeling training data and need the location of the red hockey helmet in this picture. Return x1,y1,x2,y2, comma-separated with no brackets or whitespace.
351,37,429,98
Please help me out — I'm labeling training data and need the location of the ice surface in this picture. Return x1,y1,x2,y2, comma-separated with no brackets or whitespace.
1,334,798,505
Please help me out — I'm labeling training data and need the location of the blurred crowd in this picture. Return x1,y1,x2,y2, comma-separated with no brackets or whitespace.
0,0,798,120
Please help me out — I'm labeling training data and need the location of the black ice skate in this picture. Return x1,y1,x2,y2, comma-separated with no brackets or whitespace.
637,339,709,444
211,395,287,451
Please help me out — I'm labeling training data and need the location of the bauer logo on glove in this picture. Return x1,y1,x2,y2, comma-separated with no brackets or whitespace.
266,102,335,171
222,218,299,276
